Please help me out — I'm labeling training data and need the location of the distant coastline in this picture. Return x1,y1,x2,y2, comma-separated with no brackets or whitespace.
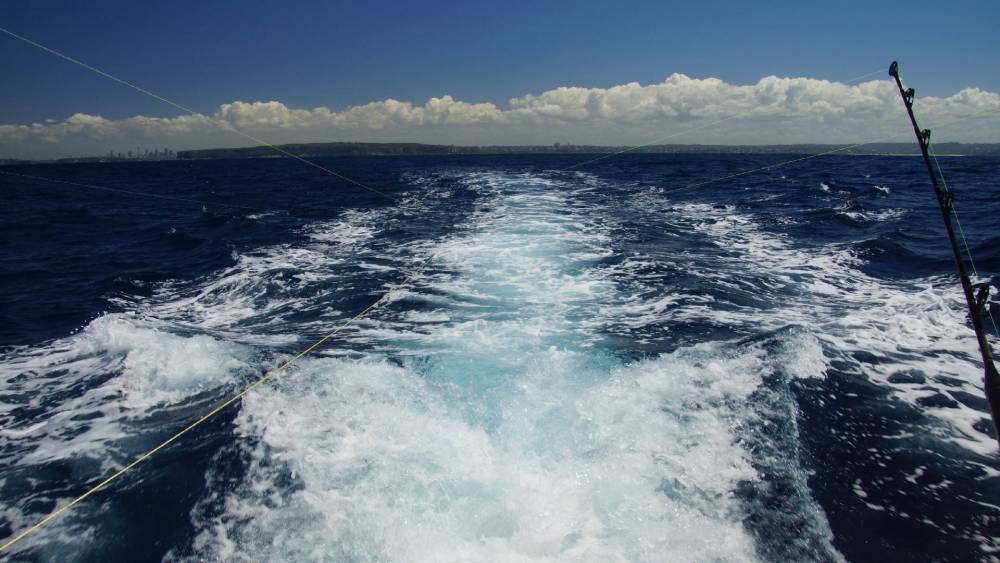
3,141,1000,165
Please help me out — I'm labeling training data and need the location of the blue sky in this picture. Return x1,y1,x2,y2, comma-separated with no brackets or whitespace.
1,0,998,156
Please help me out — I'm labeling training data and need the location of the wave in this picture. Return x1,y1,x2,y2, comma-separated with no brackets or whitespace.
169,171,835,562
3,163,995,560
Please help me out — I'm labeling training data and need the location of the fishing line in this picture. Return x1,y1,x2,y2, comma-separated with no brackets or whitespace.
635,107,1000,341
890,59,1000,444
0,250,437,555
0,26,397,203
928,144,981,274
897,59,998,341
0,30,435,553
0,25,444,541
559,68,888,173
927,143,1000,340
0,169,275,213
653,109,999,196
0,27,896,203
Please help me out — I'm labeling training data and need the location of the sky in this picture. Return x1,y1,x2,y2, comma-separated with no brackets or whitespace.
1,0,998,159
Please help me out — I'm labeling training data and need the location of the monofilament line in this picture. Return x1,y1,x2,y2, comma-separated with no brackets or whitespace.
658,109,1000,196
0,170,274,213
0,26,397,203
0,252,436,554
559,68,888,173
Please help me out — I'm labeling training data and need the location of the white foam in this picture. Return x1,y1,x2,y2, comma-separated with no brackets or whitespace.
1,318,256,499
305,209,380,246
4,170,857,559
837,206,908,223
81,315,251,407
189,345,770,562
121,195,426,335
182,171,783,562
666,201,997,454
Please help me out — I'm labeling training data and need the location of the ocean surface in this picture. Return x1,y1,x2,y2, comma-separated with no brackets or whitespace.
1,153,998,562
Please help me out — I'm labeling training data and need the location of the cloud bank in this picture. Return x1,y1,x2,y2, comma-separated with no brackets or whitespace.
2,73,999,159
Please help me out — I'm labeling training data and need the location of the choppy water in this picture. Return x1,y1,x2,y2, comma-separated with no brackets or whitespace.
1,154,998,562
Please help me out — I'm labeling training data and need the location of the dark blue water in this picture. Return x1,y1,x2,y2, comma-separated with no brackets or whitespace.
1,154,998,561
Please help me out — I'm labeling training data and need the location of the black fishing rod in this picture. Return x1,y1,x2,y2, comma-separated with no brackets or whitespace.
888,61,1000,446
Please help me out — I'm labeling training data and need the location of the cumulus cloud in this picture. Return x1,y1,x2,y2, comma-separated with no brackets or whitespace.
212,95,504,131
2,73,998,158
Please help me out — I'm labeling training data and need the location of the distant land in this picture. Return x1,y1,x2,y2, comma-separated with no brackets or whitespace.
173,141,1000,160
3,141,1000,165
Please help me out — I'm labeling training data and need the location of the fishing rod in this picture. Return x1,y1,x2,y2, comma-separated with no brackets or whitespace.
888,61,1000,446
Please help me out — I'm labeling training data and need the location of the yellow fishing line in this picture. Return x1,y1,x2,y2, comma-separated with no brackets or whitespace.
0,253,434,555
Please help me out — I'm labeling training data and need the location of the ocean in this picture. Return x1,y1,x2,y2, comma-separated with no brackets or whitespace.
1,153,998,561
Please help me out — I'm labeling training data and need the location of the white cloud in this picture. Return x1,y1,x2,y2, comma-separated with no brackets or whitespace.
2,73,998,159
209,96,504,132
